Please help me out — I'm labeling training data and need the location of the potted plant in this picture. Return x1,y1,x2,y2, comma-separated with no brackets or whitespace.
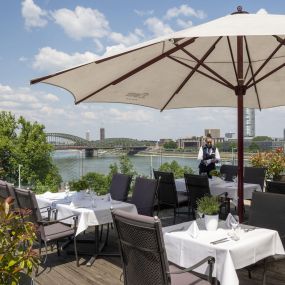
197,196,220,231
0,197,39,285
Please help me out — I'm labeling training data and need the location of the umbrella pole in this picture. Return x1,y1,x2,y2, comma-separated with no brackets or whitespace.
237,36,245,223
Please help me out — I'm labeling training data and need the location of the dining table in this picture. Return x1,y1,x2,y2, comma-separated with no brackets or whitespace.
163,220,285,285
36,190,137,265
175,177,262,205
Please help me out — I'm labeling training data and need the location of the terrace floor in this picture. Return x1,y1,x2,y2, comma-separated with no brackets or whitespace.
33,205,285,285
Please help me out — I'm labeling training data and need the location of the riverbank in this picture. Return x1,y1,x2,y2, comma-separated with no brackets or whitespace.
136,150,251,161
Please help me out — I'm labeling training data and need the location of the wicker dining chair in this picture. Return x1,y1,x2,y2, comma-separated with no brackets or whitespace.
130,177,159,216
112,209,215,285
184,174,229,219
248,192,285,284
153,170,189,224
14,188,79,266
109,173,132,202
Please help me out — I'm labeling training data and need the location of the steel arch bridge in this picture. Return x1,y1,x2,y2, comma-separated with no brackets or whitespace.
45,133,150,154
46,133,93,149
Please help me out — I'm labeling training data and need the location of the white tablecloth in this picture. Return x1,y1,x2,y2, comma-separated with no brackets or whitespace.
163,221,284,285
37,191,137,236
175,178,262,204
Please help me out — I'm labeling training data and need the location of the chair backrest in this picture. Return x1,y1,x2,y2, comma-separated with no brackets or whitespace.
267,181,285,194
244,167,266,190
153,170,177,206
14,188,42,223
249,192,285,246
219,165,238,181
184,173,210,211
112,209,170,285
0,180,11,200
109,173,132,202
131,177,158,216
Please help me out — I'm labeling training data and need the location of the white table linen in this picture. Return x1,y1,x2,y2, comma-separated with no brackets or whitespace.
163,221,285,285
37,191,137,236
175,178,262,204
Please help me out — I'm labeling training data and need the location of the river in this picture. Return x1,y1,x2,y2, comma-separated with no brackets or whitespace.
52,150,200,182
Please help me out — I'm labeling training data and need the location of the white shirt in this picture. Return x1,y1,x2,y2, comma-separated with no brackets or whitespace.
197,146,221,163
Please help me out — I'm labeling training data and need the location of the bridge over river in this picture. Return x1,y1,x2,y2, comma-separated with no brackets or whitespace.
46,133,150,157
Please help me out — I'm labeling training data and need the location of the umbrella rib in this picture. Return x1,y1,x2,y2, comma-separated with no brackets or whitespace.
168,55,234,89
226,36,238,83
244,36,261,111
245,36,285,87
75,37,197,104
160,37,222,112
247,62,285,89
180,40,234,89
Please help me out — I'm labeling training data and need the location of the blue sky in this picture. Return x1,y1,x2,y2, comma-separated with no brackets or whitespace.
0,0,285,141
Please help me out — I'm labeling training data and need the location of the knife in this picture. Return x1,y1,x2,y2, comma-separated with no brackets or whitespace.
210,237,229,244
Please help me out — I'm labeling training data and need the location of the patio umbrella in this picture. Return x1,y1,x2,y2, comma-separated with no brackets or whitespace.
31,7,285,222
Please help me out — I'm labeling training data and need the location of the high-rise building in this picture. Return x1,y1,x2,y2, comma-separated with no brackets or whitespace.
244,108,255,137
86,130,90,141
100,128,105,141
204,129,220,138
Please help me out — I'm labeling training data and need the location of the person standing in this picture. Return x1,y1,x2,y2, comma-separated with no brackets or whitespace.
198,135,220,178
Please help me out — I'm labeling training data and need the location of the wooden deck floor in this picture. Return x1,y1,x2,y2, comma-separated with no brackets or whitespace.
33,208,285,285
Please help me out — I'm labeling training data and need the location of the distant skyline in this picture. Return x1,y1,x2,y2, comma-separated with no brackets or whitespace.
0,1,285,140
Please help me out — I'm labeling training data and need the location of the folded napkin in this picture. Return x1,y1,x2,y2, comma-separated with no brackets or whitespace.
186,221,200,238
225,213,239,228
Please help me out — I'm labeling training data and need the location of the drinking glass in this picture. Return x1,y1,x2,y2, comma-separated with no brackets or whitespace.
65,182,70,201
91,191,97,208
230,215,240,240
220,173,226,181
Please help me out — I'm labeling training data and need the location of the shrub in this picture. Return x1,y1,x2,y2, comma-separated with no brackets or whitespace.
250,148,285,180
159,160,193,178
0,198,39,284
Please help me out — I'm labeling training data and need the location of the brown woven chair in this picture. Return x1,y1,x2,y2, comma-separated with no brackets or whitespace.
14,188,79,266
267,181,285,194
109,173,132,202
153,170,189,224
219,165,238,182
130,177,159,216
184,173,229,219
247,192,285,284
112,209,215,285
244,167,266,191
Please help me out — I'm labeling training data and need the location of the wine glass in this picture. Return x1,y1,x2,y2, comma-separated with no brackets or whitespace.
64,182,70,201
220,173,226,181
230,215,240,240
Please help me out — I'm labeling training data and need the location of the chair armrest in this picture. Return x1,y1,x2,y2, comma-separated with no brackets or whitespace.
169,256,215,282
38,214,78,225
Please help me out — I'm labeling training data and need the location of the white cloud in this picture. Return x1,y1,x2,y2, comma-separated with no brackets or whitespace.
33,47,99,72
176,18,193,29
134,9,154,17
109,29,144,47
165,5,206,20
52,6,110,40
19,56,28,62
45,93,59,102
256,8,268,15
21,0,48,29
144,17,173,37
109,108,153,122
103,44,128,57
0,84,12,93
93,39,104,52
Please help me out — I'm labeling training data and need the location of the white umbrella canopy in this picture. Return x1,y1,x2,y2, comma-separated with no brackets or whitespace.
31,7,285,221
